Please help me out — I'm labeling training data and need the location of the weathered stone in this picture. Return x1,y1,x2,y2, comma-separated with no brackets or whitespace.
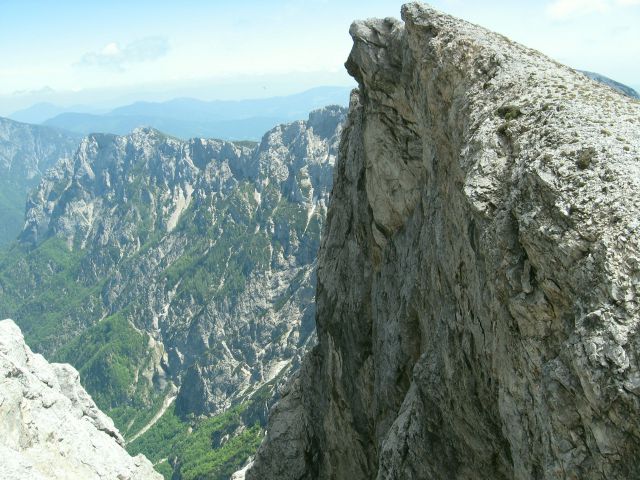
0,319,161,479
248,3,640,479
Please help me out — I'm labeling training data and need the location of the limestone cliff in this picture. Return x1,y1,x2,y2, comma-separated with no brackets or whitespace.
0,107,346,477
248,4,640,479
0,117,79,245
0,319,160,479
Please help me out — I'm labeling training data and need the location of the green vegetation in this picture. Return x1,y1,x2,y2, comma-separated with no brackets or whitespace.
177,424,263,480
54,313,161,419
128,385,272,480
129,403,264,480
128,404,188,464
496,104,523,121
155,461,174,479
53,312,171,435
0,236,103,353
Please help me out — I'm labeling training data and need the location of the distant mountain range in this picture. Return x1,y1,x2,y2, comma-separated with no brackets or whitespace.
579,71,639,99
8,103,104,124
9,86,352,141
0,118,80,246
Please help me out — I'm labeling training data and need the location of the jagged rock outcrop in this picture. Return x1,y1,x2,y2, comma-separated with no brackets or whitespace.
0,107,346,476
0,319,160,479
0,117,79,245
248,4,640,479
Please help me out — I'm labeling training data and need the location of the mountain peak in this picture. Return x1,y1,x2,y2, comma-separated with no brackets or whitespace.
248,4,640,479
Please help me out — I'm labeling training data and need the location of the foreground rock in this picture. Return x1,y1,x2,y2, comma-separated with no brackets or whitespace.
0,319,161,479
248,3,640,479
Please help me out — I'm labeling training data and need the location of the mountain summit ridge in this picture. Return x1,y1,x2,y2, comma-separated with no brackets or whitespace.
0,105,347,478
248,4,640,479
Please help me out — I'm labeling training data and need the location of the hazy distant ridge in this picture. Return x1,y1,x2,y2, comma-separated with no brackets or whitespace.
15,86,351,140
580,70,639,99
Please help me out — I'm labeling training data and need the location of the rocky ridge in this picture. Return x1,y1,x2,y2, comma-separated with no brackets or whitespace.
0,117,79,245
0,106,346,477
580,71,640,99
0,318,160,479
248,4,640,479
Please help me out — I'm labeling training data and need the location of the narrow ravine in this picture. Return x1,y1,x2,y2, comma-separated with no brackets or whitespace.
127,388,178,444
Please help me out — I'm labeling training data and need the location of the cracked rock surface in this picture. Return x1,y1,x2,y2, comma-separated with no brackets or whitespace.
0,319,161,479
248,3,640,479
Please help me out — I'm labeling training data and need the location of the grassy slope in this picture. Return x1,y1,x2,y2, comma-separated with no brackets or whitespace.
0,236,99,348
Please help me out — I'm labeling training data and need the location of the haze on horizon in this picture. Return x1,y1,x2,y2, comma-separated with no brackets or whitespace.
1,0,639,116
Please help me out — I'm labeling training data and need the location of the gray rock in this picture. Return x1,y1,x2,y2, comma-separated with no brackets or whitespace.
0,117,79,245
0,319,161,479
248,3,640,479
0,107,347,454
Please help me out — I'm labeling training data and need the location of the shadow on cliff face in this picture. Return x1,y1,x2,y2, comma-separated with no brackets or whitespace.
248,3,640,480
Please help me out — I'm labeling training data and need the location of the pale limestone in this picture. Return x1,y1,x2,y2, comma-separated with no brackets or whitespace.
248,3,640,479
0,319,161,479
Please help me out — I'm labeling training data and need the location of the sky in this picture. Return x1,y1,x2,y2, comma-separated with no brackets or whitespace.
0,0,639,114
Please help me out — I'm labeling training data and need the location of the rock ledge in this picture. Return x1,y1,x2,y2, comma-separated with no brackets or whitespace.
0,319,161,480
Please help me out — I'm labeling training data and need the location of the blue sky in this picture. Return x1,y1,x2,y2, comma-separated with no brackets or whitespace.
0,0,638,113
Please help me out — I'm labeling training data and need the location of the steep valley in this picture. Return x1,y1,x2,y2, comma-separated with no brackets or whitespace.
0,105,346,478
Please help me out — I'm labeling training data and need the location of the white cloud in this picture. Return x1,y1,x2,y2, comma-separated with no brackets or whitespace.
546,0,640,18
101,42,121,57
77,37,170,71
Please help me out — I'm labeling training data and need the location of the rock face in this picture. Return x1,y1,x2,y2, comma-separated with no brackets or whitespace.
0,117,79,245
248,4,640,480
0,319,160,479
0,105,346,457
